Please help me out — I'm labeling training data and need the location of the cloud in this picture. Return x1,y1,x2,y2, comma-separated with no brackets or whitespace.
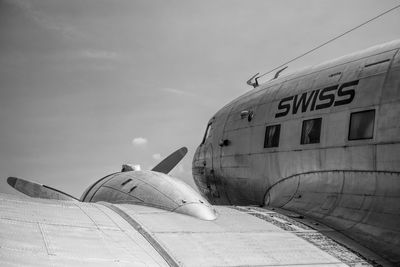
81,50,119,60
9,0,85,40
152,153,162,160
162,88,195,97
132,137,148,146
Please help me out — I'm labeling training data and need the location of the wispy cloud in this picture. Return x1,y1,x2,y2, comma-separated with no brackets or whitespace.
9,0,85,40
152,153,162,160
81,50,120,60
162,88,196,97
132,137,148,146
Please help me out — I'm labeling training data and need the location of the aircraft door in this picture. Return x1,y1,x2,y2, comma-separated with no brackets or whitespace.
193,111,231,204
218,92,265,204
203,143,220,200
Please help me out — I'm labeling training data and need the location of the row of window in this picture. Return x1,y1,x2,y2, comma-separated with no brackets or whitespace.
264,109,375,148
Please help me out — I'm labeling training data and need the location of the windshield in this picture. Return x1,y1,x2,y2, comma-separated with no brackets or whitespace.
201,123,212,144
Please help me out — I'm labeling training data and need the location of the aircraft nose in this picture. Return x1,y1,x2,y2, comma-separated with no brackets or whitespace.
192,146,204,179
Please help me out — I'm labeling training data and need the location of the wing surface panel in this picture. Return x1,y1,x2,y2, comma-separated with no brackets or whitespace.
0,193,168,266
0,193,374,266
114,204,373,266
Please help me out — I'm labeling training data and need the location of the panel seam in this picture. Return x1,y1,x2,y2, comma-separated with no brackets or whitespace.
99,202,180,267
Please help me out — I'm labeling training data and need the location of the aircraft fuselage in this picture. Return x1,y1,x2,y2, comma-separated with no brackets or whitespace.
193,40,400,264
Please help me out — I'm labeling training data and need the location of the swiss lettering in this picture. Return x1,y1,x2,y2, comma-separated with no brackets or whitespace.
275,79,358,118
310,89,320,111
334,80,358,106
315,85,337,110
275,96,293,118
292,90,316,114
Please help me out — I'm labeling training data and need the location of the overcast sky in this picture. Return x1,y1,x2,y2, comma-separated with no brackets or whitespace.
0,0,399,198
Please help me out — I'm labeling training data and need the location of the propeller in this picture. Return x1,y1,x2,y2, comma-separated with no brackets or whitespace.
5,147,216,220
151,147,188,174
6,147,188,201
7,177,78,201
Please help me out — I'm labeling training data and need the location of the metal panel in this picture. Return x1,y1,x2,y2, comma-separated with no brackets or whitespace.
360,50,397,78
265,170,400,264
378,101,400,143
0,193,168,266
0,192,378,266
115,204,367,267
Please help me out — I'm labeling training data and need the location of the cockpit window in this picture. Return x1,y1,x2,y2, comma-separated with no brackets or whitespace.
201,123,212,144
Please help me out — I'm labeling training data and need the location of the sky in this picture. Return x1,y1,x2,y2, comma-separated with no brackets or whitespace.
0,0,399,198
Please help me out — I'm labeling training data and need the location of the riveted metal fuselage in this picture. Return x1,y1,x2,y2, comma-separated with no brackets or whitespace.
192,40,400,264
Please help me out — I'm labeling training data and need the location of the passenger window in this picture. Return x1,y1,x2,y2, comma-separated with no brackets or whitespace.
201,123,212,144
349,110,375,140
301,118,322,144
264,124,280,148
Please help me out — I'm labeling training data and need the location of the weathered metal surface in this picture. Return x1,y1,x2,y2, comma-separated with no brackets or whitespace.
193,40,400,264
265,170,400,264
0,192,375,266
6,177,78,201
100,202,180,267
0,193,168,266
114,203,373,267
81,170,217,220
232,206,387,266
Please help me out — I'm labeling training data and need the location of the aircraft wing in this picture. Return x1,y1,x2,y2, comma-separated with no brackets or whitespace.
0,192,374,266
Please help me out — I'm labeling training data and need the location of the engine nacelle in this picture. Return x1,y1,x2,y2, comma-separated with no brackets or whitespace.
81,170,217,220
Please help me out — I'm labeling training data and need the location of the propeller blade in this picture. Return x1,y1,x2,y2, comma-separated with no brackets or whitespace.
7,177,78,201
151,147,188,174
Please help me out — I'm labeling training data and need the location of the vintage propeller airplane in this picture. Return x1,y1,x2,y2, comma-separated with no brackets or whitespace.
1,39,400,266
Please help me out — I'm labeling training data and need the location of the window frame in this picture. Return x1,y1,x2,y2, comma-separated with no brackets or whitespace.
201,122,212,145
264,124,281,148
300,117,322,145
348,109,375,141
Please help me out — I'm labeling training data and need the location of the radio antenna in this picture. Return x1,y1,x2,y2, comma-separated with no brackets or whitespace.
253,3,400,83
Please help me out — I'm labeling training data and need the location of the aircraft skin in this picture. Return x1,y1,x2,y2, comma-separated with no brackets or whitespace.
192,39,400,264
1,40,399,267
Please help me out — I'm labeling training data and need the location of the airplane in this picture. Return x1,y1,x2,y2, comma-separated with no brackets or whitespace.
1,39,399,266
